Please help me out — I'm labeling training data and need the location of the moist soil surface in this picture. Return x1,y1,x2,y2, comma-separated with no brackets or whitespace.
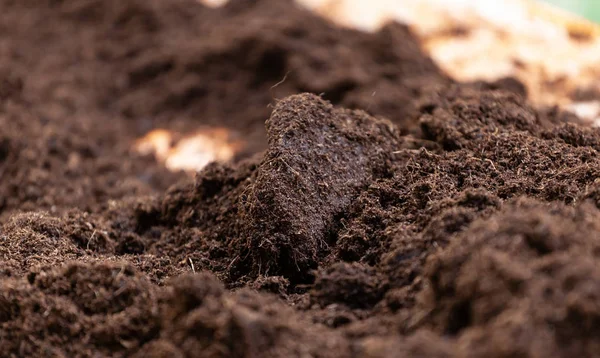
1,0,600,357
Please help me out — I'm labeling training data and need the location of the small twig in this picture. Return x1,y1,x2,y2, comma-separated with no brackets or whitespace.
280,158,301,177
270,71,291,99
87,230,96,250
484,158,497,171
188,257,196,273
227,256,239,272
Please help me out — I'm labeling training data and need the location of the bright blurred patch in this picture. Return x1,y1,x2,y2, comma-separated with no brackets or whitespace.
134,128,242,172
542,0,600,23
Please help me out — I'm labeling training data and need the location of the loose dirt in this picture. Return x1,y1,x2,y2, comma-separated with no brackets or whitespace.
1,0,600,357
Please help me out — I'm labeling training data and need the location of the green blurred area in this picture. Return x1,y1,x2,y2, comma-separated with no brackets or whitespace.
542,0,600,23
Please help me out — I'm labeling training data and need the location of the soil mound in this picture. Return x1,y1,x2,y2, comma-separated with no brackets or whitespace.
2,0,600,356
115,0,449,145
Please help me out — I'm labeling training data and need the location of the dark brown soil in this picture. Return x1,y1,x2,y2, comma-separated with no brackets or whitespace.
1,0,599,357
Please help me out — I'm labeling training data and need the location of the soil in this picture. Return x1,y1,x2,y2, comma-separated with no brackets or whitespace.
1,0,600,357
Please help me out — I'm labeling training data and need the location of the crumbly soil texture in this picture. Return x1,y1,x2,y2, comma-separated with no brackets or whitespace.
1,0,599,357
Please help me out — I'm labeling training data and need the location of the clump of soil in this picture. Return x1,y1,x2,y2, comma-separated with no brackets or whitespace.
236,94,399,282
2,0,600,357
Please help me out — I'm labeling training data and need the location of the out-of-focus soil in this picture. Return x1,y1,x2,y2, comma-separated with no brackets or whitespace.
303,0,600,124
2,0,600,357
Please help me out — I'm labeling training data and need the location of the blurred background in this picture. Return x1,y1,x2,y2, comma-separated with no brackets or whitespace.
200,0,600,125
544,0,600,22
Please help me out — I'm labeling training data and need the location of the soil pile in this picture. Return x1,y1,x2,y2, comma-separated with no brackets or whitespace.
2,0,600,357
